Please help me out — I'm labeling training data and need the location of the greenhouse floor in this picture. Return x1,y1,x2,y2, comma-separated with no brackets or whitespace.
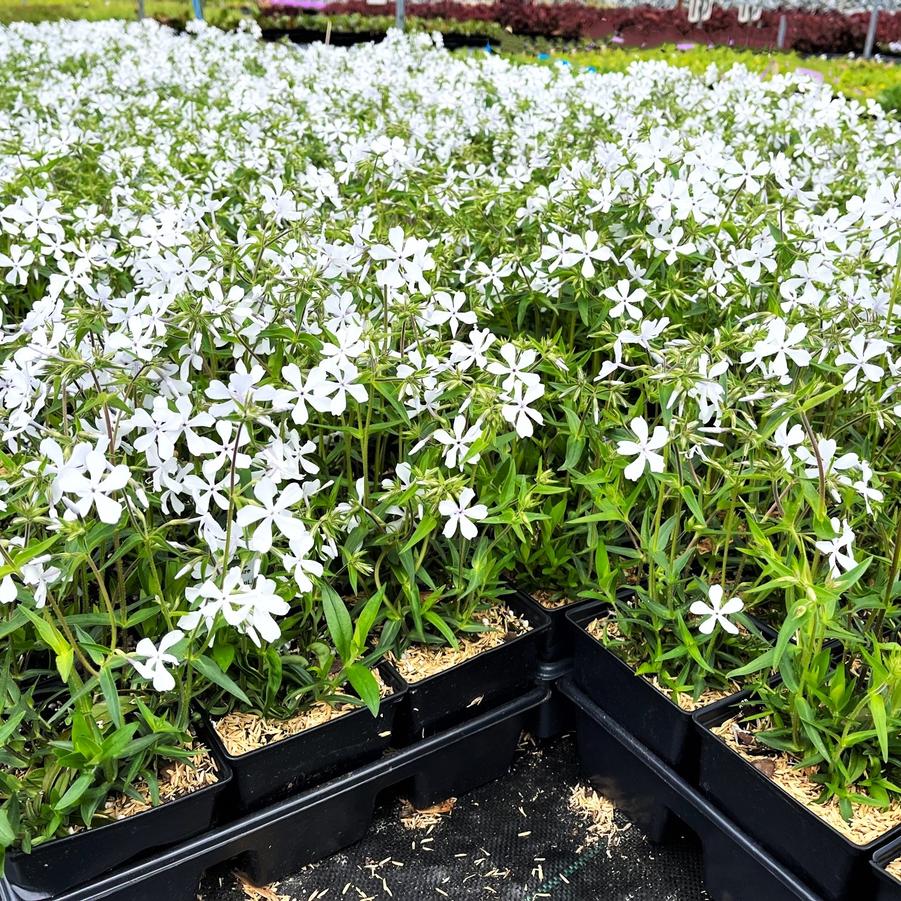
200,733,710,901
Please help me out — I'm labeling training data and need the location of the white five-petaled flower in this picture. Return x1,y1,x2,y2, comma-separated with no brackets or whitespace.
604,279,646,321
560,229,614,278
815,517,857,578
236,477,306,553
129,630,183,692
427,290,477,336
834,333,889,391
205,361,265,415
276,363,335,425
0,245,34,285
58,450,130,525
433,415,482,469
439,488,488,540
689,354,729,424
690,585,744,635
500,382,545,438
740,318,810,384
487,343,541,393
282,528,324,593
616,417,669,481
318,361,368,415
227,575,291,647
182,569,290,647
18,555,62,608
772,420,805,469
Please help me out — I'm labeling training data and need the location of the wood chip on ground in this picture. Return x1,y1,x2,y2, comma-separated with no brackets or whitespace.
568,783,627,850
235,871,293,901
531,588,575,609
399,797,456,829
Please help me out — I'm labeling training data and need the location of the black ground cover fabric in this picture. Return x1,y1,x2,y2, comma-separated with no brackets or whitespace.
202,733,709,900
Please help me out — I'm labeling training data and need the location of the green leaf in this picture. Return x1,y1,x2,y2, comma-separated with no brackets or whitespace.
99,665,123,730
344,663,381,716
0,810,14,847
16,605,69,659
192,656,251,706
352,588,384,655
211,641,235,674
424,611,460,649
401,513,438,553
0,710,25,745
728,647,776,679
53,773,95,813
322,584,353,662
679,485,706,525
55,648,74,683
869,693,889,761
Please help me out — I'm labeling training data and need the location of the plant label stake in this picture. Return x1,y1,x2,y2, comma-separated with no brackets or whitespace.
776,13,787,49
396,0,405,32
136,0,144,20
864,3,880,58
193,0,204,20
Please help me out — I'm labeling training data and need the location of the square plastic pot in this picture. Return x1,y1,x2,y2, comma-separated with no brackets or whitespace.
394,591,550,742
4,720,232,899
872,834,901,900
568,603,718,779
206,663,407,812
695,693,901,901
567,601,775,780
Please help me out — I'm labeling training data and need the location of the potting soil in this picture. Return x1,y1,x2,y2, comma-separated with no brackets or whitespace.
201,733,708,900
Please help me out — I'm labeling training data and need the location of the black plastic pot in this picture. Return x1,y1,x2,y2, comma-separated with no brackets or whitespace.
559,677,821,901
393,591,550,742
872,834,901,900
568,603,744,781
0,688,548,901
516,589,603,662
4,721,231,900
695,693,901,901
208,664,406,812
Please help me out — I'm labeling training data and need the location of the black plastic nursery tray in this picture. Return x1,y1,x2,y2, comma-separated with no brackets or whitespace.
558,677,823,901
206,729,710,901
0,687,547,901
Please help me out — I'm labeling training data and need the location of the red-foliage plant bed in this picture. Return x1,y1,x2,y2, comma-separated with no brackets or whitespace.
261,0,901,55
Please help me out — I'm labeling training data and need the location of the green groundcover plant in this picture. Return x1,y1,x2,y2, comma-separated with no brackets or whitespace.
0,19,900,868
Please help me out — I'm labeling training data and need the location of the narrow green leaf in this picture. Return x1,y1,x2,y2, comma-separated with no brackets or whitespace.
321,584,353,663
345,663,381,717
192,656,251,706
